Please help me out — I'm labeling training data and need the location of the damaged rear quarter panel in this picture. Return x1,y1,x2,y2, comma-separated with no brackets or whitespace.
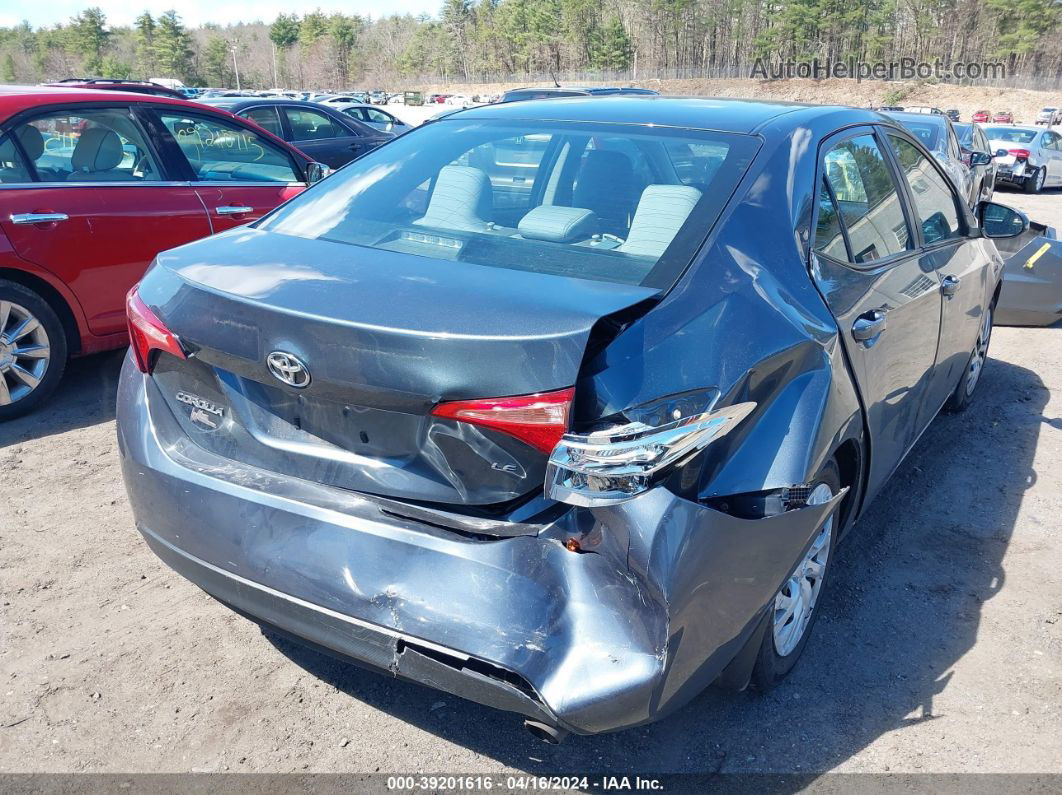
578,120,865,502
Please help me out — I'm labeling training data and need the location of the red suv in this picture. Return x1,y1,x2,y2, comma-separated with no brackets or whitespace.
0,86,324,419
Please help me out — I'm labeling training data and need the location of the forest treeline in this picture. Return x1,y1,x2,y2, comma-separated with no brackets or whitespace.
0,0,1059,90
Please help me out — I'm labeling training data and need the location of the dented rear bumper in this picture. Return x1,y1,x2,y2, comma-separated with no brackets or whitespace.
117,355,843,734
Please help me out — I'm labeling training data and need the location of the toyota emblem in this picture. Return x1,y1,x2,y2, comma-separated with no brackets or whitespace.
266,351,311,388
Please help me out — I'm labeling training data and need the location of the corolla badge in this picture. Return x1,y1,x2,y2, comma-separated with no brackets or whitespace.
175,391,224,431
267,351,311,388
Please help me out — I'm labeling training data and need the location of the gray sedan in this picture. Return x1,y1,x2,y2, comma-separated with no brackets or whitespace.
119,97,1025,740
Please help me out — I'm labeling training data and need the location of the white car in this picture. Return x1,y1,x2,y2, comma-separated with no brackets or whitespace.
445,94,473,106
1035,107,1061,126
983,124,1062,194
331,102,411,134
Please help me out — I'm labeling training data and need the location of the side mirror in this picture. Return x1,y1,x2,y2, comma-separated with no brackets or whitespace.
978,201,1029,239
305,162,332,184
970,151,992,167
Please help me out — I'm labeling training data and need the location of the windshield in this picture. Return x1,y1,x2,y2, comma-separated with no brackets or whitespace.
258,118,759,289
984,127,1037,144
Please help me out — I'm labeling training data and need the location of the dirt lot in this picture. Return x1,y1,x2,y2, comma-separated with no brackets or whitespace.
1,189,1060,777
405,77,1062,126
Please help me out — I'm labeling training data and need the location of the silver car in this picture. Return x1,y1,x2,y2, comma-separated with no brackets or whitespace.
884,111,977,205
983,125,1062,194
331,102,410,134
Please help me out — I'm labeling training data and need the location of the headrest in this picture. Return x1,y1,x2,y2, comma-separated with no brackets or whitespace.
71,127,123,172
616,185,702,259
518,205,597,243
413,165,493,233
14,125,43,160
0,125,44,166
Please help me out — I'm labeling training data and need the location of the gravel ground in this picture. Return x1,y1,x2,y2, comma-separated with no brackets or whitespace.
1,191,1060,777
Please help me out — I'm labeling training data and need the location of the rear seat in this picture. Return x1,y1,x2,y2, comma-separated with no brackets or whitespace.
615,185,702,258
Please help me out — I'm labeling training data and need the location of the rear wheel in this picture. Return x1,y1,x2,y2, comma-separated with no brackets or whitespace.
1023,166,1045,194
0,279,67,421
750,459,841,690
945,305,992,413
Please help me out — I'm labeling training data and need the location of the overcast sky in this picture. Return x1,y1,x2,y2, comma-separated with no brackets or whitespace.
0,0,441,29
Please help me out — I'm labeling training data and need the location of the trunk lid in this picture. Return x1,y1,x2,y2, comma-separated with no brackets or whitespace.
139,228,658,507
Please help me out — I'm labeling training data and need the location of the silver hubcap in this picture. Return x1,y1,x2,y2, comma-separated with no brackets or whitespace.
965,308,992,397
0,300,50,406
772,483,834,657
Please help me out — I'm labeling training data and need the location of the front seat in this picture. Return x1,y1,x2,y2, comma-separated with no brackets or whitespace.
413,165,493,233
67,128,133,181
572,150,637,237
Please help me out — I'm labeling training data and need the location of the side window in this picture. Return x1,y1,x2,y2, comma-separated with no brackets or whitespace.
343,108,368,122
887,134,962,245
239,107,283,138
0,131,33,183
1043,132,1060,151
365,108,392,124
157,112,300,183
820,134,910,264
813,177,849,261
19,108,161,182
283,108,344,141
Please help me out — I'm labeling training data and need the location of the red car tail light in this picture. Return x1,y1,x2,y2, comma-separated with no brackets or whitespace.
126,286,185,373
431,388,575,453
1008,148,1031,160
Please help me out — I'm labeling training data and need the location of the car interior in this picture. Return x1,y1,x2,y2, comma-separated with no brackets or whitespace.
262,124,756,287
0,109,160,183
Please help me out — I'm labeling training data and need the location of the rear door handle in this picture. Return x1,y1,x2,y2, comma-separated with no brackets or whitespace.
941,275,961,297
215,206,253,215
10,212,69,224
852,309,887,343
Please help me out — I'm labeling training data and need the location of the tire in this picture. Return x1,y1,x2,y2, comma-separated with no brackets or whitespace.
750,458,842,690
1023,166,1045,194
944,304,992,414
0,279,68,421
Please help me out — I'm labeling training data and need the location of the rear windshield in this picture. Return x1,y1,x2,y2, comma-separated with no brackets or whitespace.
258,119,758,289
984,127,1037,144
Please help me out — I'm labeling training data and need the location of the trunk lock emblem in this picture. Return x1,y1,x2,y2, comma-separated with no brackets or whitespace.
267,351,311,388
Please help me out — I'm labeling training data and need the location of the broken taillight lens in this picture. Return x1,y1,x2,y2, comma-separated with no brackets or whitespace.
545,401,757,507
431,388,574,454
126,286,185,374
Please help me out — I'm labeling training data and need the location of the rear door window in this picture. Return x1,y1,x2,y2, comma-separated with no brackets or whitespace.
819,134,910,264
283,107,345,141
155,111,300,183
887,134,963,245
18,108,162,182
239,107,284,138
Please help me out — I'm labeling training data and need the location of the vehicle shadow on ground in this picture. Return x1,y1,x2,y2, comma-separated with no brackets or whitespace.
0,349,125,447
264,354,1049,776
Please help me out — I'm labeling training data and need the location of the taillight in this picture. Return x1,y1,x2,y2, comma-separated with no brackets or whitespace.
126,286,185,373
1008,148,1031,160
431,387,574,453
